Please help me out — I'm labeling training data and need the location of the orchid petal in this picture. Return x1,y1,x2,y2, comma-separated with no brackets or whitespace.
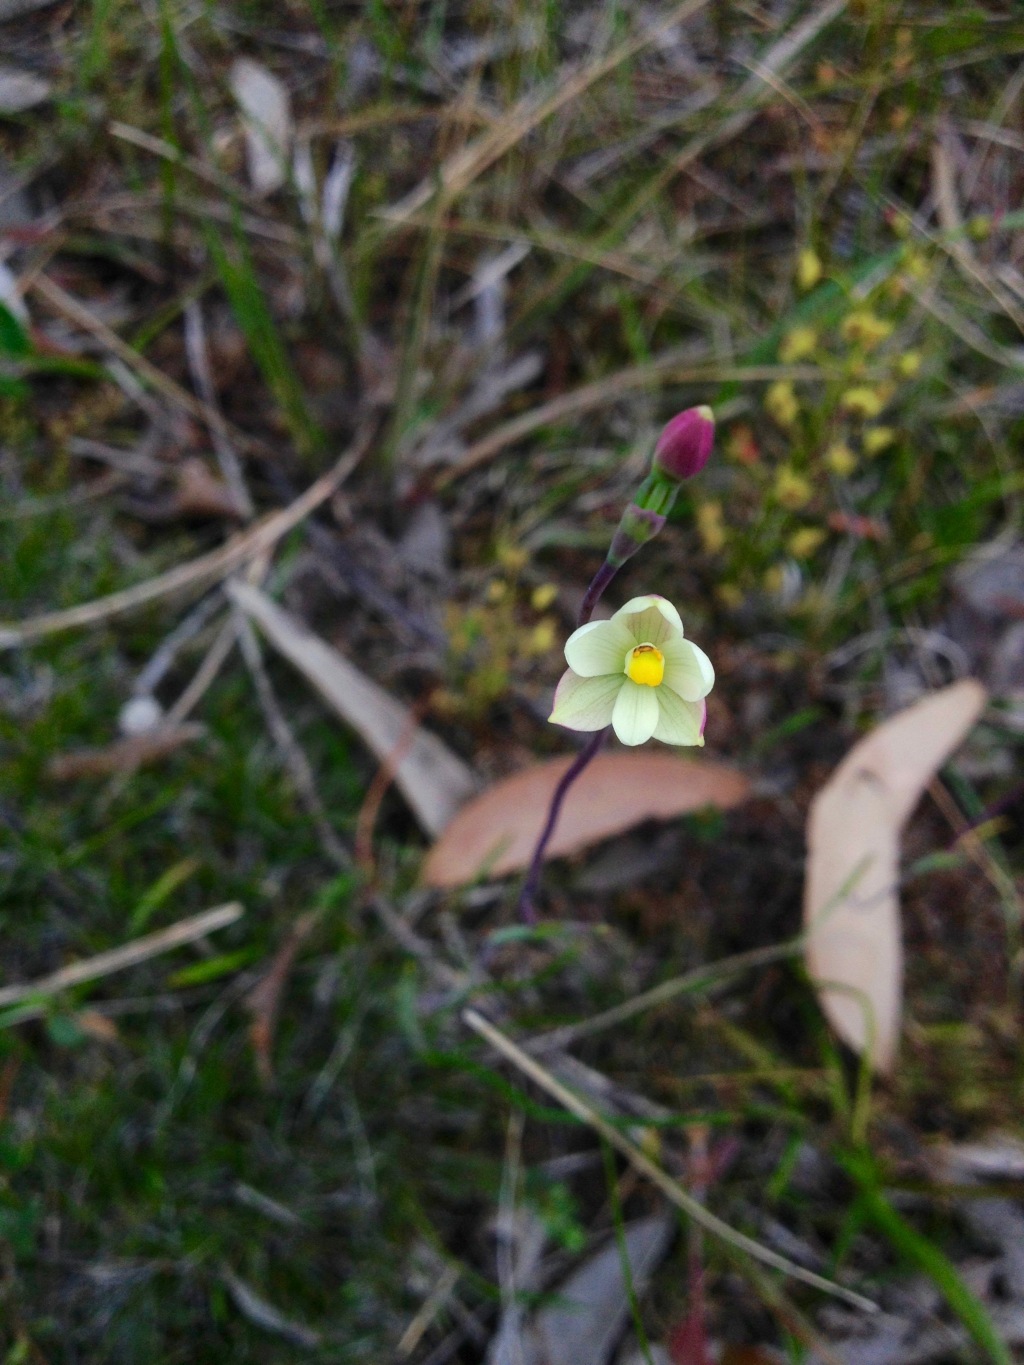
662,637,715,701
654,687,706,746
564,618,634,677
611,679,660,746
549,670,620,731
613,595,684,634
617,603,681,649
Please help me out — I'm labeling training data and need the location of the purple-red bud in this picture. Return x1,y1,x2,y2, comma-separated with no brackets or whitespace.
651,405,715,483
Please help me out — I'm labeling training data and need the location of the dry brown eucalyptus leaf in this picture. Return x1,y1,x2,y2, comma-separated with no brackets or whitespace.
803,679,987,1074
422,751,750,888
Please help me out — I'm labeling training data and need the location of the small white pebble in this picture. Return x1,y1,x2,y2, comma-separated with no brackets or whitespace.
119,695,164,736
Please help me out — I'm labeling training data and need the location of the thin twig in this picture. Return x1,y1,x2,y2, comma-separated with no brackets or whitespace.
435,360,820,486
165,617,238,725
109,120,258,201
526,939,803,1055
221,1267,321,1349
354,692,434,878
183,300,255,518
233,610,349,867
396,1264,461,1357
133,593,225,698
377,0,713,226
0,423,374,649
30,273,250,442
463,1008,877,1315
0,903,244,1011
369,897,467,993
46,724,205,780
0,470,124,521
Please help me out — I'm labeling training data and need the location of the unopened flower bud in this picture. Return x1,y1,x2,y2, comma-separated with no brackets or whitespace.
651,406,715,483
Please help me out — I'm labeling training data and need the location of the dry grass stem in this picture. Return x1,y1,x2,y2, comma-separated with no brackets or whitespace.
379,0,713,225
463,1008,878,1314
526,940,803,1055
30,273,251,439
234,609,349,868
0,426,372,648
183,300,255,519
396,1264,461,1357
46,724,205,779
0,903,245,1011
437,360,821,485
165,616,239,724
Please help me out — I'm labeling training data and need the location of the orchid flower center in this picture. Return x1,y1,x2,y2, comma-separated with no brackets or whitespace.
625,643,665,687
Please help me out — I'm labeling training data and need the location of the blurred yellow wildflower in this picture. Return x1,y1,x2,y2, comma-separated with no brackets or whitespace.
697,500,726,553
841,310,894,349
528,618,558,655
864,426,896,456
497,543,527,573
765,380,800,428
716,583,744,609
788,527,826,559
774,466,813,510
897,351,922,378
825,441,858,477
840,387,885,419
779,325,818,363
531,583,558,611
796,248,823,291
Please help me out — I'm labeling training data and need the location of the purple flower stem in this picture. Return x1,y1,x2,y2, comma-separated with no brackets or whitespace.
577,559,618,627
517,559,621,922
517,727,608,923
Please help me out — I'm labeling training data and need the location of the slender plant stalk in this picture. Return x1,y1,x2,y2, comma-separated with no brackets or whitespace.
517,727,607,922
577,558,618,628
517,556,623,920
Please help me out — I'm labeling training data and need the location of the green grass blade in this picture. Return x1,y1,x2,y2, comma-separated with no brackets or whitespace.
204,220,324,457
839,1148,1012,1365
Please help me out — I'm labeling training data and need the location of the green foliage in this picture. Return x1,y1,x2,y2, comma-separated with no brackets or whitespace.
204,223,326,457
840,1147,1013,1365
0,304,30,360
